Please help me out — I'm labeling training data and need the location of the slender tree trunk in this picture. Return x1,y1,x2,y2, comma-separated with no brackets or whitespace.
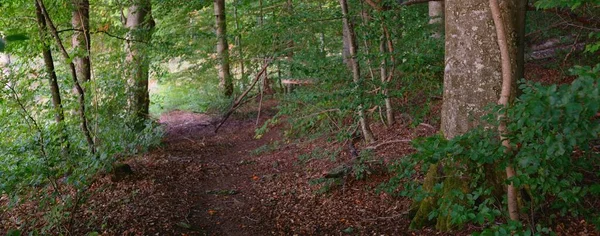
379,28,394,126
233,0,244,81
215,0,233,97
359,4,376,81
72,0,91,84
340,0,376,143
37,0,95,153
35,1,69,152
125,0,155,128
489,0,524,222
286,0,294,79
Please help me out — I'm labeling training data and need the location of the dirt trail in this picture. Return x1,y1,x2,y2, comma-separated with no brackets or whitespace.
69,107,439,235
93,110,278,235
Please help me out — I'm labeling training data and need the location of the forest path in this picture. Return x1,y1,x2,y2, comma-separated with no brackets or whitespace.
73,105,434,235
156,110,277,235
71,109,279,235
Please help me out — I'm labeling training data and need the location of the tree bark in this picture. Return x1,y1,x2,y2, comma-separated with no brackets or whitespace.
340,0,376,143
215,0,233,97
411,0,525,230
125,0,155,128
72,0,91,84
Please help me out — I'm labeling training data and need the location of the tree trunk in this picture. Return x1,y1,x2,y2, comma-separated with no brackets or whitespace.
340,0,376,143
215,0,233,97
411,0,525,230
71,0,91,84
379,29,394,126
35,1,69,154
489,0,525,223
428,1,444,38
125,0,155,129
233,0,244,81
286,0,294,79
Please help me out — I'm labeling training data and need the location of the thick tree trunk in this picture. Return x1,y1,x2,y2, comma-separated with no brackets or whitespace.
340,0,376,143
72,0,91,84
125,0,155,128
411,0,525,230
215,0,233,97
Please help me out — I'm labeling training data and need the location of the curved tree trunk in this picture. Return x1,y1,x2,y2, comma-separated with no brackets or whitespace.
411,0,526,230
340,0,376,143
125,0,155,129
215,0,233,97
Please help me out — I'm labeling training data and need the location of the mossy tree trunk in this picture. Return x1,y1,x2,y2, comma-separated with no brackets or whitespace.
410,0,526,230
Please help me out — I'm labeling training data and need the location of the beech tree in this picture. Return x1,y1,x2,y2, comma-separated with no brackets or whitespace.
125,0,155,127
410,0,526,230
215,0,233,97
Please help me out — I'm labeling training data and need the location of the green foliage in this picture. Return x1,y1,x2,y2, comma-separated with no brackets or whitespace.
385,64,600,232
266,3,443,141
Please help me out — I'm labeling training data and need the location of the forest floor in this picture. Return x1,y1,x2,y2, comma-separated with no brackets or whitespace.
66,101,454,235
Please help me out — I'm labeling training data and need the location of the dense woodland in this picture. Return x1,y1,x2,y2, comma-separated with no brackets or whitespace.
1,0,600,234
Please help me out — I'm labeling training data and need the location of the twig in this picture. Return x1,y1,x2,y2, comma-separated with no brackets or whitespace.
365,139,411,150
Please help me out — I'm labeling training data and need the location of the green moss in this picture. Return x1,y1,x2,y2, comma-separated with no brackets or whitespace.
410,164,440,229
